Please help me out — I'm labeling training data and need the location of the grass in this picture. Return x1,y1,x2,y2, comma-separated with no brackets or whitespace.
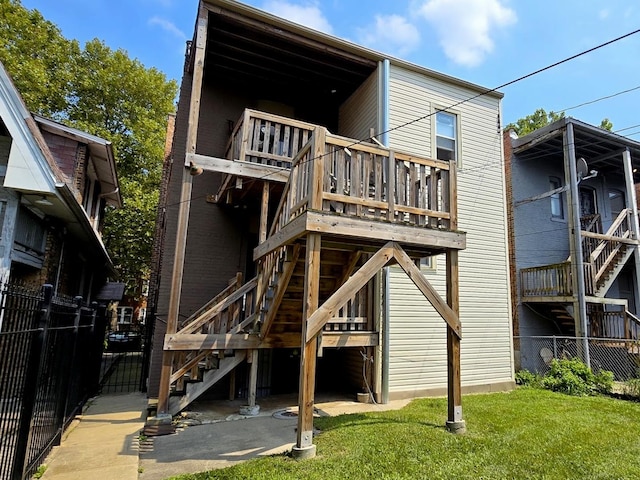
170,388,640,480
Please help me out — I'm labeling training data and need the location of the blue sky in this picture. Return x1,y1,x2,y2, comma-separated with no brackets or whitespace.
21,0,640,136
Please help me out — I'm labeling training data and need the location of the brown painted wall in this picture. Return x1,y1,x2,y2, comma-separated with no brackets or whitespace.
147,75,255,396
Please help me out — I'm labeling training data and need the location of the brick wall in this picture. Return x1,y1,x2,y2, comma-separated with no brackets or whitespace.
503,130,519,338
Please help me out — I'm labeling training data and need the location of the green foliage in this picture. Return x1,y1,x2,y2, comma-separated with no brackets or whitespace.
505,108,564,136
599,117,613,131
540,358,613,396
506,108,614,136
169,389,640,480
0,0,80,117
0,0,178,297
514,369,541,387
623,378,640,398
33,464,47,479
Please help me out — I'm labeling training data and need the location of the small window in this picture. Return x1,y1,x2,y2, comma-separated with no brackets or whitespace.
549,177,564,219
420,256,437,272
608,189,625,218
435,111,458,162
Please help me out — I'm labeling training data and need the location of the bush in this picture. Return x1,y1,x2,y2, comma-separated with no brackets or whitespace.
623,378,640,398
515,369,541,387
539,358,613,396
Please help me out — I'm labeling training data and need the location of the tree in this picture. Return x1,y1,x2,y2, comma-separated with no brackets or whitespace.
0,0,80,117
505,108,564,137
506,108,613,137
0,0,178,298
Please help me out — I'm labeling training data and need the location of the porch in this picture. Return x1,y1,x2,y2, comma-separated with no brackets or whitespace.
159,106,466,452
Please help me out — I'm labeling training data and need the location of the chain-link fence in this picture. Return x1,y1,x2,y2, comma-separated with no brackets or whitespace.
516,336,640,381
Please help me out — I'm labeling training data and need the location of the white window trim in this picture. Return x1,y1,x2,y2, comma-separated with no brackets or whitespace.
431,105,462,167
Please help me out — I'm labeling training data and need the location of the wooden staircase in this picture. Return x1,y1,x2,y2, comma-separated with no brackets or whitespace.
160,117,464,416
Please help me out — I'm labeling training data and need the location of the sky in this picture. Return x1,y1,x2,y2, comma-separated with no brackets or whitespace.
20,0,640,137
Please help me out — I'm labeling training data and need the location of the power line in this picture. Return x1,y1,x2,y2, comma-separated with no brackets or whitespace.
556,85,640,114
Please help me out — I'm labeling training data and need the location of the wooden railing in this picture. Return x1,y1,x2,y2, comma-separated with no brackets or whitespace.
225,109,315,168
522,209,636,299
521,262,572,298
267,126,456,238
584,208,633,285
589,309,640,340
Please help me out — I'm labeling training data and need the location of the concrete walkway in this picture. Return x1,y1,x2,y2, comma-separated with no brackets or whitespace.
41,393,147,480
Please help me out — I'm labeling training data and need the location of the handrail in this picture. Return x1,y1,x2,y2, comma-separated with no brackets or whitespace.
520,262,572,297
177,277,258,335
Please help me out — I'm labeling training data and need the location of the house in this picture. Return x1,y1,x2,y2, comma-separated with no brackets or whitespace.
0,60,121,300
147,0,513,455
504,118,640,373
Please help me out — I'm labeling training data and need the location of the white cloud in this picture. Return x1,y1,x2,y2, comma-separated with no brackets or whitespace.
358,15,421,57
261,1,333,34
148,16,187,40
416,0,516,67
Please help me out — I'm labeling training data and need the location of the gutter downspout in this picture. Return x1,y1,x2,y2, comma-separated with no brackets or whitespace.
379,59,391,403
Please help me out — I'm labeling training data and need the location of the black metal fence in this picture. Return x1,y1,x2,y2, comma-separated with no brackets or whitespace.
0,283,108,480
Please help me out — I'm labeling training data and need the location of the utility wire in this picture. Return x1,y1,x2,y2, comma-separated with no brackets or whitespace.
165,27,640,210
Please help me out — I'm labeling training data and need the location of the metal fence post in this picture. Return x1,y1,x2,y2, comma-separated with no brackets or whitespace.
58,296,84,433
552,336,557,359
12,284,52,480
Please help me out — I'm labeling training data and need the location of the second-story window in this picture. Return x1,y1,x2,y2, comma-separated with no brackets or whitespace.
435,111,458,162
549,176,564,219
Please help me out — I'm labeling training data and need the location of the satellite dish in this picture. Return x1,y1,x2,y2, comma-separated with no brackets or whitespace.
576,157,589,179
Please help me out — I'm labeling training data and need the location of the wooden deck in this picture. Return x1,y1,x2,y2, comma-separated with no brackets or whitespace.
520,209,638,302
160,108,465,437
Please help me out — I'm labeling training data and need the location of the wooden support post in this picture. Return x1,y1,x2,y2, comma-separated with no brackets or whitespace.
228,369,236,400
445,249,465,434
293,233,321,459
247,349,259,407
157,5,208,415
622,148,640,318
260,182,270,243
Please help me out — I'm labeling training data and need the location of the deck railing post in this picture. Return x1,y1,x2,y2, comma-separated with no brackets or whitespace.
449,160,458,229
387,152,395,221
309,127,325,211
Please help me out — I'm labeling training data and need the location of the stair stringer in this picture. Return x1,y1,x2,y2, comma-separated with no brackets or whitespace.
594,246,634,297
169,350,247,415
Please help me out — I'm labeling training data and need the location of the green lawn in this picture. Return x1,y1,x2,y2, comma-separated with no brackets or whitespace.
171,388,640,479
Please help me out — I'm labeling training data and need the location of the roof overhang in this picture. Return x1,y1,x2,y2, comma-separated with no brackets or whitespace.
33,115,122,207
200,0,503,104
511,117,640,180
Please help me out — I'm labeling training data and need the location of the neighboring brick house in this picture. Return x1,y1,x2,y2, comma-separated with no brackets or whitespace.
0,61,121,300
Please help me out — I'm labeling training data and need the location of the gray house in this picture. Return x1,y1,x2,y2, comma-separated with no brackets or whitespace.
505,118,640,371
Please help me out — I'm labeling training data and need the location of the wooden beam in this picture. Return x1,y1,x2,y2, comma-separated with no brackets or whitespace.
392,244,461,337
306,243,395,339
446,250,464,432
304,211,466,250
253,214,307,261
295,233,321,457
158,4,208,415
165,332,301,350
187,152,289,182
319,332,379,348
